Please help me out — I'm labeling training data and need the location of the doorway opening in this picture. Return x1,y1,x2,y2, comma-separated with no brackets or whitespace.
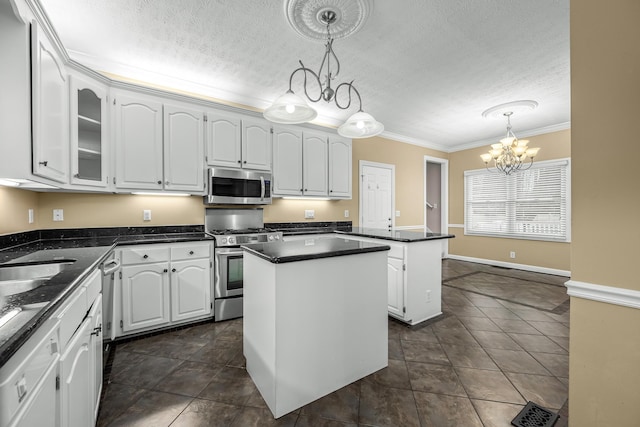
424,156,449,255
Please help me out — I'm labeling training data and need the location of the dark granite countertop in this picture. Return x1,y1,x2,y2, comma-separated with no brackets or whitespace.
242,237,390,264
0,225,214,368
335,227,455,243
265,221,352,236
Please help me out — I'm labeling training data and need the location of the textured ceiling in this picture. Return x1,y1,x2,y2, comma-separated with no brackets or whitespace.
38,0,570,151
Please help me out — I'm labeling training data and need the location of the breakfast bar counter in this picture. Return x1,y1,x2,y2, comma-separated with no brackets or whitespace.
242,237,389,418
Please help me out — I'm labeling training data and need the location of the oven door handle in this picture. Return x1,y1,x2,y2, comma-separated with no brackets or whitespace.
216,248,245,257
260,176,265,201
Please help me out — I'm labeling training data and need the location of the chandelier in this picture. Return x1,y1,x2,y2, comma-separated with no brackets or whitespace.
480,112,540,175
263,9,384,139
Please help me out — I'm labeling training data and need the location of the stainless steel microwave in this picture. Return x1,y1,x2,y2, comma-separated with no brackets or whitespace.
205,168,272,205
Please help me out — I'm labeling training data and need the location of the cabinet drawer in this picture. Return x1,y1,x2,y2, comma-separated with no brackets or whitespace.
387,244,405,259
83,269,101,308
120,246,170,265
170,243,211,261
57,285,87,348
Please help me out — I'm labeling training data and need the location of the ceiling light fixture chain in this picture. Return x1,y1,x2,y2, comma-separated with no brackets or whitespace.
480,111,540,176
264,5,383,139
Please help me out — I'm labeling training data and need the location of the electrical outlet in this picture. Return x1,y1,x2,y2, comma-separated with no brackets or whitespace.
510,251,516,259
426,290,432,302
344,209,349,218
304,209,315,219
28,209,34,224
143,210,152,221
53,209,63,221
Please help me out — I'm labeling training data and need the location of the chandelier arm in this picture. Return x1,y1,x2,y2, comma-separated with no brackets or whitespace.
288,61,324,103
329,39,340,80
334,81,363,111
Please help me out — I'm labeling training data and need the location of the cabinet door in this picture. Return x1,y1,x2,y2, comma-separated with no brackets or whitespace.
387,257,405,318
164,104,204,192
206,111,242,168
302,132,328,196
31,21,69,184
69,74,108,187
170,258,212,323
272,126,303,196
328,136,352,198
114,93,163,190
242,118,271,171
59,318,92,427
88,293,103,424
12,359,58,427
121,262,170,332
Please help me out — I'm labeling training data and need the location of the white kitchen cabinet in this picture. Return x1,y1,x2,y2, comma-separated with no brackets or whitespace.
164,103,204,192
328,137,352,198
121,262,171,332
387,254,405,318
171,258,212,322
206,111,271,171
113,93,164,190
116,242,213,337
69,73,108,188
88,293,103,423
10,360,58,427
272,126,303,195
31,20,69,184
59,318,91,427
113,91,205,193
302,131,329,196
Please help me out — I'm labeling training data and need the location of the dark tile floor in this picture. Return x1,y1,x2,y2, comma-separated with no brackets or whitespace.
98,259,570,426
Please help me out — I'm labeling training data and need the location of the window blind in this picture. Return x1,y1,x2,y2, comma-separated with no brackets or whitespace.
464,159,570,242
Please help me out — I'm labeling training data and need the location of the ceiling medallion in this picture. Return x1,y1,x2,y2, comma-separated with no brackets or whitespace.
285,0,373,41
481,100,539,120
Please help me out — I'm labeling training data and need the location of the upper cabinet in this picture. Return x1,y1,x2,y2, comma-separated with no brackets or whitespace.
163,104,204,192
206,111,271,171
328,136,352,199
113,90,205,193
31,20,69,184
69,73,108,187
113,92,164,190
272,127,352,199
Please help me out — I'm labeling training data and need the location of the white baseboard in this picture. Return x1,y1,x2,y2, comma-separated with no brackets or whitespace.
446,254,571,277
565,280,640,310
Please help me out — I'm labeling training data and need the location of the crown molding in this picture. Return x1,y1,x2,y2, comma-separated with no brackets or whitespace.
378,131,451,153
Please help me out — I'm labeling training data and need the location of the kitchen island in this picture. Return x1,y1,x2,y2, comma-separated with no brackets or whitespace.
242,237,390,418
336,228,455,325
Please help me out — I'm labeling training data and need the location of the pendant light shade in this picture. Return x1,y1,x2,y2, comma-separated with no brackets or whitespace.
263,90,318,124
337,111,384,139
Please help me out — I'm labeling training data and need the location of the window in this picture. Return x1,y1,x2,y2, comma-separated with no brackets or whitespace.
464,158,570,242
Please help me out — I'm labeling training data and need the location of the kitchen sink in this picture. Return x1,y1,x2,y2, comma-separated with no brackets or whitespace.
0,260,75,297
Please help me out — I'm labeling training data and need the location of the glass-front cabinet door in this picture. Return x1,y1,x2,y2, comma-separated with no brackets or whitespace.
69,74,108,187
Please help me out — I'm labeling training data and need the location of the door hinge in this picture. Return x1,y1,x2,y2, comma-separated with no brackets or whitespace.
270,127,274,134
210,261,212,268
113,98,116,105
210,302,213,309
403,306,406,314
107,321,111,331
113,176,116,185
55,376,60,390
203,114,207,122
403,264,406,271
119,271,122,279
120,320,123,329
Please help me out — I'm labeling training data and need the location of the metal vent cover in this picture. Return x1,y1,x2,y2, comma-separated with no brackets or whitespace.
511,401,560,427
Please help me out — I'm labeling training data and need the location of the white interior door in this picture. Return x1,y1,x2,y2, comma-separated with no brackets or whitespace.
360,162,394,229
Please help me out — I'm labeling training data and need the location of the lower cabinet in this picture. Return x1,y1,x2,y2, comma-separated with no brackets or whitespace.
59,318,92,427
116,242,213,337
387,255,405,318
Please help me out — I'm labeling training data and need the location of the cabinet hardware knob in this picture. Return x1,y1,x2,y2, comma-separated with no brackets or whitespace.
237,160,241,163
39,161,48,166
189,251,194,255
157,180,162,184
243,160,247,164
91,325,102,336
74,173,79,178
300,189,303,192
330,190,333,193
163,268,168,273
143,254,149,259
304,188,308,191
172,268,176,272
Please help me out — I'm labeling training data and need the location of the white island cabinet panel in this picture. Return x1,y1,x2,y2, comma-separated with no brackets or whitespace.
244,248,388,418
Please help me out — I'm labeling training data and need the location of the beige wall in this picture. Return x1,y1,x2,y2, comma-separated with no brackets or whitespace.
448,129,571,271
0,186,38,234
570,1,640,426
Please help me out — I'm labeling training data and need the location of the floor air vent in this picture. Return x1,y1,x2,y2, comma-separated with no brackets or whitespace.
511,401,560,427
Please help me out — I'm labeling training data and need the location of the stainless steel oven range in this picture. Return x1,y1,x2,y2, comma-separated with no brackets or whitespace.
205,208,282,321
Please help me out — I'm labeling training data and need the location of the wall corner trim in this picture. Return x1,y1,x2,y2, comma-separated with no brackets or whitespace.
565,280,640,310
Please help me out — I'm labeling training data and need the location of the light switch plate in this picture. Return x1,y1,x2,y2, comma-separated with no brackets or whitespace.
304,209,315,219
143,210,152,221
28,209,34,224
344,209,349,218
395,210,401,217
53,209,63,221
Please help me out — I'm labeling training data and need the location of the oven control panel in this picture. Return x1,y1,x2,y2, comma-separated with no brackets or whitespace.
215,232,282,247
